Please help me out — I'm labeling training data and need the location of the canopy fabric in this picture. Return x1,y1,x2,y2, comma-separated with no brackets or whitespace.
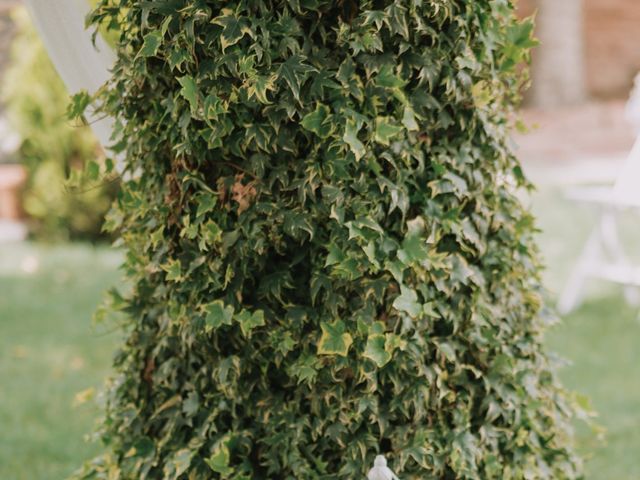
23,0,115,150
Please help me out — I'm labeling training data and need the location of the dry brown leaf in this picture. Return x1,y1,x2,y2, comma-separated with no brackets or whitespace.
231,173,257,214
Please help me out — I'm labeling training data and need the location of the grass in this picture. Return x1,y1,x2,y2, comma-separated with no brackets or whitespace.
0,186,639,478
0,244,122,480
532,186,640,479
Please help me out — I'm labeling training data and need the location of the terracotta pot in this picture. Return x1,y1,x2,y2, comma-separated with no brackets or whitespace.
0,163,26,220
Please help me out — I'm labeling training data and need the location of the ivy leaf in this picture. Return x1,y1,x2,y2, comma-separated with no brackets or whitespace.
438,341,457,362
386,3,410,39
182,392,200,417
375,117,403,145
212,12,250,52
236,309,266,337
277,55,317,101
130,437,155,458
385,333,406,355
397,217,428,264
205,300,234,329
362,241,380,268
392,286,422,318
343,120,365,160
283,210,314,239
325,244,345,267
507,17,538,50
168,47,191,71
205,444,234,476
288,354,319,386
402,106,419,131
364,333,391,368
67,90,91,120
85,160,100,182
164,449,193,479
162,259,182,282
301,104,333,139
138,30,162,58
178,75,199,113
317,320,353,357
385,259,405,283
376,64,406,88
398,234,429,265
200,220,223,248
247,74,276,104
204,95,225,119
195,193,217,218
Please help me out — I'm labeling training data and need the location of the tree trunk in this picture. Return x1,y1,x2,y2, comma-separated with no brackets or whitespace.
530,0,586,107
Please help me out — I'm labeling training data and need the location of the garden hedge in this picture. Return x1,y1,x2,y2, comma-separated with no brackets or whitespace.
78,1,583,478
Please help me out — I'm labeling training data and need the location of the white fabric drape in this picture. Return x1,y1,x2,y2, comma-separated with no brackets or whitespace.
23,0,115,150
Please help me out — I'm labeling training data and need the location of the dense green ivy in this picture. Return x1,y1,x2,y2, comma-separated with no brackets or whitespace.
77,1,583,478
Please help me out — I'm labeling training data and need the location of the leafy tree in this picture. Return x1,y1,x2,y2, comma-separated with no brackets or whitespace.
2,7,114,241
77,1,583,478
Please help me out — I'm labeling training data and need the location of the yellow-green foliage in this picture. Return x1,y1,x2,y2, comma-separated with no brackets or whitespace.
76,1,582,478
1,7,114,241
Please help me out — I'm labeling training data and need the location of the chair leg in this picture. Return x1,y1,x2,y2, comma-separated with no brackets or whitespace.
600,210,640,305
558,225,603,315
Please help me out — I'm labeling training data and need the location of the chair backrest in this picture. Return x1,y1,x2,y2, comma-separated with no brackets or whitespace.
23,0,115,150
625,73,640,134
608,74,640,206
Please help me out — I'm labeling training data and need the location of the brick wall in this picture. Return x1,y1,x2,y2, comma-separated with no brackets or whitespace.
518,0,640,102
584,0,640,98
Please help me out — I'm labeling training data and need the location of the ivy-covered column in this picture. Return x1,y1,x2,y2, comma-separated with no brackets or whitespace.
78,1,582,478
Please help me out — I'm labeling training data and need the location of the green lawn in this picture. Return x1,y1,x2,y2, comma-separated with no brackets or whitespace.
0,244,122,480
532,187,640,479
0,187,639,478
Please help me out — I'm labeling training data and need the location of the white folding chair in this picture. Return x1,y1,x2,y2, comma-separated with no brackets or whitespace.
558,85,640,314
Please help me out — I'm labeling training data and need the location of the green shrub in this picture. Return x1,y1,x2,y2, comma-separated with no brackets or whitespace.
1,7,115,241
78,1,582,478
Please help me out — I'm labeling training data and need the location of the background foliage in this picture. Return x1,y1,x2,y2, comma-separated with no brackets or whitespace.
78,0,583,478
1,7,114,241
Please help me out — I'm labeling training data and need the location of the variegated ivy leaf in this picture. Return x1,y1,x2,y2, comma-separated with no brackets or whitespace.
374,117,403,145
164,449,193,479
162,259,182,282
301,104,333,138
137,30,162,58
392,285,422,318
287,353,319,386
364,333,391,368
397,216,429,265
211,11,250,53
317,320,353,357
195,193,217,218
398,233,429,265
204,94,226,119
247,74,276,104
205,300,234,329
236,309,265,337
343,120,366,160
376,64,406,89
205,444,234,476
363,323,405,368
403,106,419,131
277,54,317,101
177,75,198,113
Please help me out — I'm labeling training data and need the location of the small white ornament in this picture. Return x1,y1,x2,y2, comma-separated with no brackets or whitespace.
367,455,400,480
